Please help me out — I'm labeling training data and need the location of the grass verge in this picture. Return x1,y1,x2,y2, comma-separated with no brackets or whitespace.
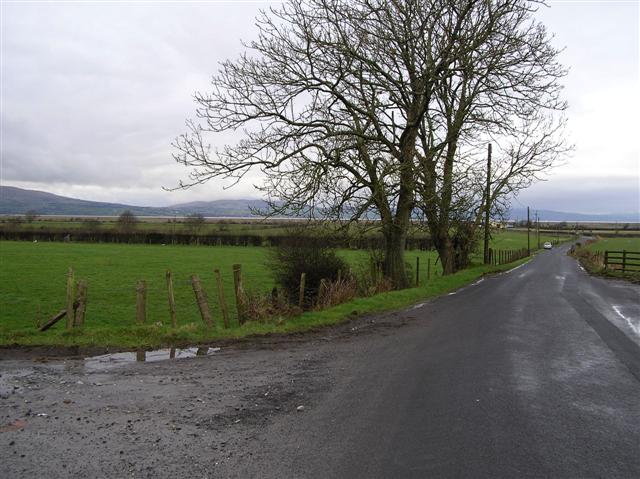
572,237,640,284
1,255,528,350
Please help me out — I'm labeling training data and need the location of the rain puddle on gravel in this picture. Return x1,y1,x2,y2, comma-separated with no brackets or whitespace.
84,347,221,372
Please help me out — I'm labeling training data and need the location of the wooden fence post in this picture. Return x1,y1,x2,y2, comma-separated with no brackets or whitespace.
74,280,88,327
604,251,609,270
214,269,230,328
232,264,245,324
427,258,431,282
622,250,627,274
191,275,213,327
166,271,177,328
415,257,420,287
299,272,306,308
66,267,75,330
136,280,147,325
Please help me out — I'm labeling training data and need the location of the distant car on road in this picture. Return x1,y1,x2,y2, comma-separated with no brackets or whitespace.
543,242,553,249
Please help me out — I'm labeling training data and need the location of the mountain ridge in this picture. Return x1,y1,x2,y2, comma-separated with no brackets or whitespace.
1,185,638,222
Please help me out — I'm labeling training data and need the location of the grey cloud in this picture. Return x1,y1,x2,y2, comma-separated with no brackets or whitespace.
515,175,639,214
1,1,638,213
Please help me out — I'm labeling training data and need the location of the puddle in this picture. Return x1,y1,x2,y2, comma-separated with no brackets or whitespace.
84,347,221,372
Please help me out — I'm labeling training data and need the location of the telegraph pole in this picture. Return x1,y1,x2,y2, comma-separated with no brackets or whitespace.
536,212,540,249
527,206,531,256
483,143,492,264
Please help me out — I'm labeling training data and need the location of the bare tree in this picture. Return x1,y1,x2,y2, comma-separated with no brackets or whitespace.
117,210,138,233
415,1,570,273
184,213,206,235
174,0,568,285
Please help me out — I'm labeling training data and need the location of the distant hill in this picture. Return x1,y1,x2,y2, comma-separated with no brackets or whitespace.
0,186,170,216
507,207,639,223
0,186,265,217
1,186,638,221
169,199,269,217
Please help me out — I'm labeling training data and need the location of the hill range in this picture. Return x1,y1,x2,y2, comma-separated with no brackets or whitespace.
0,185,638,223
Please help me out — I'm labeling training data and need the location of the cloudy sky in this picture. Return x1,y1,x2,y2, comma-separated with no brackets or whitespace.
1,0,638,214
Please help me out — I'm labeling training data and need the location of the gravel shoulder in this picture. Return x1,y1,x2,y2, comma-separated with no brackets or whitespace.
0,307,419,478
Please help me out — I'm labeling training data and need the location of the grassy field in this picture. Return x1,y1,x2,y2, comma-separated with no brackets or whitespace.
585,236,640,252
0,230,558,348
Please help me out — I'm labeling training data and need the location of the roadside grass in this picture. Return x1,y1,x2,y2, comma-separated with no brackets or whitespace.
1,230,542,348
577,236,640,283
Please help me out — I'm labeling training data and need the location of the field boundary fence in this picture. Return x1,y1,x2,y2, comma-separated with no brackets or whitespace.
602,250,640,273
487,248,529,266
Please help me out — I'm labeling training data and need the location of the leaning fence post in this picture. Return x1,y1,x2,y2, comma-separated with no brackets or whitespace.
35,303,41,329
66,267,75,330
166,271,177,328
232,264,245,324
214,269,230,328
191,275,213,327
298,272,306,309
136,280,147,325
74,280,88,327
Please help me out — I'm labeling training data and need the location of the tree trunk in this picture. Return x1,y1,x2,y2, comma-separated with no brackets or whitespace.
433,231,456,276
383,225,409,289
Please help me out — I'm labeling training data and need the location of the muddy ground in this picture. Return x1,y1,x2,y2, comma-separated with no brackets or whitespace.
0,309,417,478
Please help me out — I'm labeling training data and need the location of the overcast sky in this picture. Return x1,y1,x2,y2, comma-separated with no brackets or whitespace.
1,0,638,214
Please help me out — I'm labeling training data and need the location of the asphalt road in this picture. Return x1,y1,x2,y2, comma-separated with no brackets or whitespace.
2,243,639,478
234,243,640,478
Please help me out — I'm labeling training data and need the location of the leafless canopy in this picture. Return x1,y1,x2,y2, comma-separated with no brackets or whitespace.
173,0,569,282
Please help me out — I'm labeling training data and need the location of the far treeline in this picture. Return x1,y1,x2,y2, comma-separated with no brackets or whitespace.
0,210,588,251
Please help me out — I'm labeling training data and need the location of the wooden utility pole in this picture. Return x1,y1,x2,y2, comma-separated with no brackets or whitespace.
536,212,540,249
483,143,492,264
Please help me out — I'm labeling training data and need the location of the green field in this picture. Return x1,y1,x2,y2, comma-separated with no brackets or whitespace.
0,230,556,348
585,236,640,252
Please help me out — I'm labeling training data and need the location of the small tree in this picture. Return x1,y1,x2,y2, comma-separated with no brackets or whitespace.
184,213,206,235
117,210,137,233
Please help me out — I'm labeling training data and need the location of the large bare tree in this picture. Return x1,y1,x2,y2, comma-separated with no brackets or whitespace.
415,0,569,273
173,0,568,286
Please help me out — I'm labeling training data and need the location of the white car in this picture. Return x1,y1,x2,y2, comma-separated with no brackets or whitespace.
543,242,553,249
